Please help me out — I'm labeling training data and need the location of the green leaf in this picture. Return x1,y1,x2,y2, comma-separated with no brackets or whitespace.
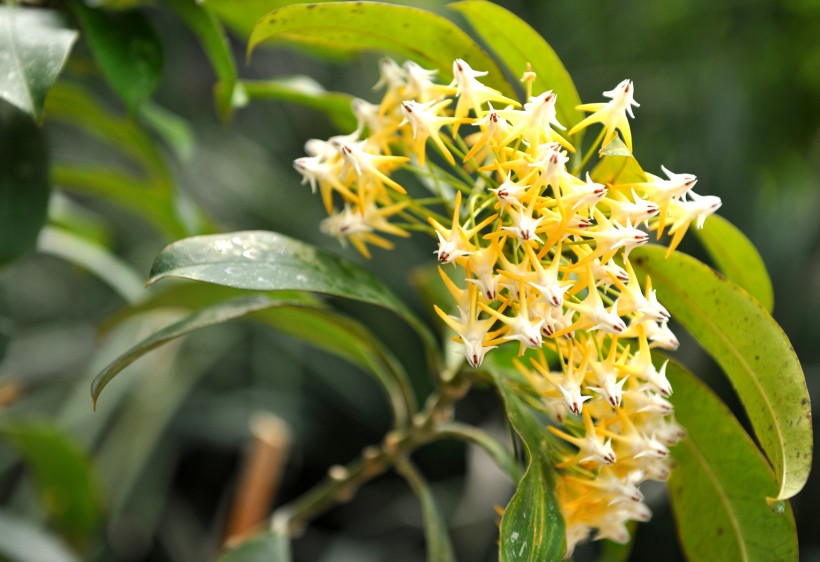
666,360,798,562
51,164,188,239
216,531,291,562
242,77,357,131
0,6,77,120
695,214,774,313
167,0,243,120
0,420,101,540
590,153,647,185
449,1,583,130
395,458,456,562
489,371,565,561
631,245,811,501
45,82,172,187
0,104,50,265
91,295,306,405
147,230,438,367
247,2,514,97
92,294,417,426
66,1,162,110
0,511,81,562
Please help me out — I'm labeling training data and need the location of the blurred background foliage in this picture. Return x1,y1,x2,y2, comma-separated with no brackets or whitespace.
0,0,817,561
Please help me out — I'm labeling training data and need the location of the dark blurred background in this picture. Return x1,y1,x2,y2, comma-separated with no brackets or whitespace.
0,0,817,560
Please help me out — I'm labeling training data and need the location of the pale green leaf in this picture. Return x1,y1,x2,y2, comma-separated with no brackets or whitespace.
631,245,811,501
0,6,77,120
247,2,514,96
666,360,798,562
449,1,583,130
395,458,456,562
695,214,774,312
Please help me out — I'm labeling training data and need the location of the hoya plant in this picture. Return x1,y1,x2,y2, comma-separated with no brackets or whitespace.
0,1,812,561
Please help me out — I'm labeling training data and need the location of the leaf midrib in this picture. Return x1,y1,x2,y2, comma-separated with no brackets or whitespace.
646,263,785,487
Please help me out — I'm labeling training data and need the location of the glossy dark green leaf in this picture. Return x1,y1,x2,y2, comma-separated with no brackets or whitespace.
0,420,101,539
67,0,162,110
395,458,456,562
489,370,565,561
167,0,243,120
242,77,356,131
0,6,77,120
216,531,291,562
45,83,172,187
247,2,514,96
147,230,438,365
51,164,187,239
0,104,50,265
631,245,811,501
0,511,80,562
666,360,798,562
449,1,582,130
695,214,774,313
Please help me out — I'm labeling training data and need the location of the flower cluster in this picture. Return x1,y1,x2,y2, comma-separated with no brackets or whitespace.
294,58,721,556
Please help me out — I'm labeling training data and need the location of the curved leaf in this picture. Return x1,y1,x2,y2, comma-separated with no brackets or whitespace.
147,230,438,367
490,371,565,561
138,101,196,162
695,215,774,312
0,6,77,120
631,245,811,501
67,1,162,110
216,531,290,562
0,104,50,265
242,77,356,131
247,2,514,96
395,458,456,562
167,0,244,120
37,226,144,304
666,360,798,562
91,296,283,405
91,294,416,426
0,420,101,540
449,1,582,130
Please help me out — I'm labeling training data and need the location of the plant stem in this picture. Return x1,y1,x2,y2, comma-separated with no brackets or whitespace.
270,372,471,537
